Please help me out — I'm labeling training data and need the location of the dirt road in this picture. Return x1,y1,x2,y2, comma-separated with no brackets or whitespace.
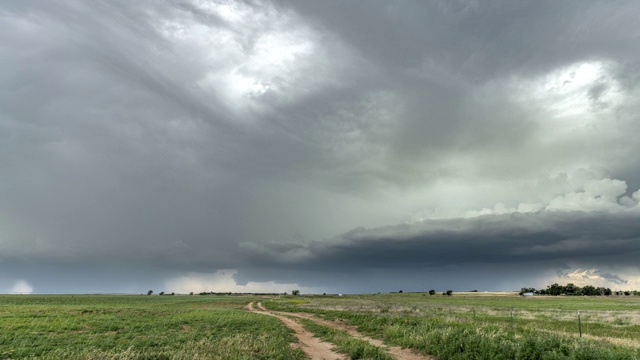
246,302,433,360
246,302,345,359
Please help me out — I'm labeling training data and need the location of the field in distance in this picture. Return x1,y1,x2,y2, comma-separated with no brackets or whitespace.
1,292,639,359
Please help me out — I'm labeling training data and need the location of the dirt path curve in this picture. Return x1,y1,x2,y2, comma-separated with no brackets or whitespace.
251,302,433,360
247,302,346,360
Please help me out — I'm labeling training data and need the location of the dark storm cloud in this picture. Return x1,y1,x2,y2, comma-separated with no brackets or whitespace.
234,208,640,292
242,210,640,271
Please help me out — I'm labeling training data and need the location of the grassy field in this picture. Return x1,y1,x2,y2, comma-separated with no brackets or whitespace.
1,292,639,359
267,292,640,359
0,294,305,359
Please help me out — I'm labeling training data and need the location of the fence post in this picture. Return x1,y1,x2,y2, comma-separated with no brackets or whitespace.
578,311,582,338
510,309,514,330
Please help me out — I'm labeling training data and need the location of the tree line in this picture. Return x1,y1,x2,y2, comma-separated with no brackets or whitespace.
520,283,640,296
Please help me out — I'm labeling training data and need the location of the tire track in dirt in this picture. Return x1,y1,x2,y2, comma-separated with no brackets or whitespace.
247,302,346,360
252,302,434,360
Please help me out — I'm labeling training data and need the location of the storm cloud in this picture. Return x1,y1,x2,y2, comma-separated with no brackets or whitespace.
1,0,640,293
247,210,640,271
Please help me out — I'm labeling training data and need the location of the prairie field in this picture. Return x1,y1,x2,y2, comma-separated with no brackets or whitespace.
0,295,305,360
266,292,640,359
1,292,639,359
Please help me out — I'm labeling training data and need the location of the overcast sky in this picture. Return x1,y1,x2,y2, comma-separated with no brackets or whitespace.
2,0,640,294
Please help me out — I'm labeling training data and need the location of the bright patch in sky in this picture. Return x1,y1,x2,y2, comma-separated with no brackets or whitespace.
513,61,622,122
562,62,600,88
156,0,337,118
165,270,318,294
10,280,33,294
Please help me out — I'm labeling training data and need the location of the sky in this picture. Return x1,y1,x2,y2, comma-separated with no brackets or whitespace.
1,0,640,294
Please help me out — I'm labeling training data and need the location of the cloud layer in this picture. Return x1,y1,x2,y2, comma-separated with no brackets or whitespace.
238,179,640,291
1,0,640,293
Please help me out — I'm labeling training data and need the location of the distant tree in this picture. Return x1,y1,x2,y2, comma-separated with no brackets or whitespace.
581,285,597,296
159,291,165,296
189,292,194,296
536,283,616,296
595,287,612,296
546,283,564,296
446,290,453,296
147,290,153,296
291,290,300,296
428,289,436,295
170,292,175,296
398,290,403,293
624,291,631,296
564,283,581,295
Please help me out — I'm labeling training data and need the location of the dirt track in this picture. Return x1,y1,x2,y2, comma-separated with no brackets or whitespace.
246,302,345,359
246,302,433,360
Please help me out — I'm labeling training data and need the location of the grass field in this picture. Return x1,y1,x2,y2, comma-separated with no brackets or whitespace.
0,295,305,359
1,293,639,359
267,292,640,359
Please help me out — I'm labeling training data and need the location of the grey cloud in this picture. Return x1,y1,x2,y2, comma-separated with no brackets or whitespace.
265,0,640,194
277,1,639,80
0,1,253,265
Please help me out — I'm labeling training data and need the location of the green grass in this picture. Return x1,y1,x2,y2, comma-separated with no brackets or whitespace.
3,293,640,359
266,293,640,359
0,295,305,359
